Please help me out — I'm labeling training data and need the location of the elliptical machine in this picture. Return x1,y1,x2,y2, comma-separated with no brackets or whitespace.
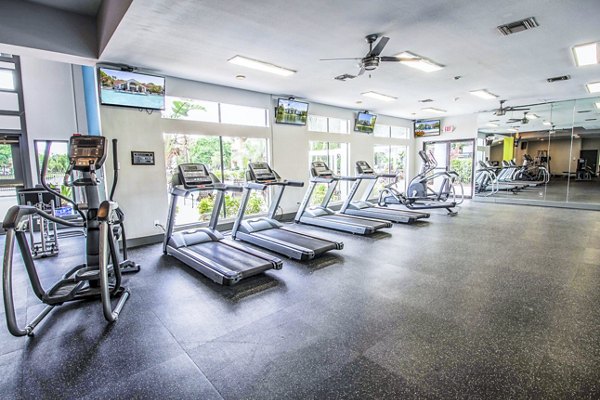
2,134,138,337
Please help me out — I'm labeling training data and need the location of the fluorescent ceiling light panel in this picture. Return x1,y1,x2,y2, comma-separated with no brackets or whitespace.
586,82,600,93
361,91,397,102
526,114,538,119
395,52,444,72
470,89,499,100
486,123,499,127
596,102,600,109
228,55,295,76
543,121,552,126
573,42,599,66
421,107,446,114
507,128,518,132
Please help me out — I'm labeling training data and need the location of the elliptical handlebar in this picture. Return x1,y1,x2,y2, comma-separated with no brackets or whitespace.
109,138,118,202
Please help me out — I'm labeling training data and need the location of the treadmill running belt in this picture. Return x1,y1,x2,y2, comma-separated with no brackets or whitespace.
253,229,336,254
182,242,272,273
320,213,388,228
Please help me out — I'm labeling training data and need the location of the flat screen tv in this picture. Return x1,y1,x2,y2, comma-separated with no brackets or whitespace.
275,98,309,125
354,111,377,133
414,119,440,137
98,67,165,110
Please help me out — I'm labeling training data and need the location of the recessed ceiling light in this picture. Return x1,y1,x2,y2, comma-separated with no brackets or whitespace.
235,75,246,80
586,82,600,93
394,51,444,72
361,91,397,102
470,89,499,100
421,107,446,114
486,123,499,127
543,121,552,126
573,42,599,66
228,55,295,77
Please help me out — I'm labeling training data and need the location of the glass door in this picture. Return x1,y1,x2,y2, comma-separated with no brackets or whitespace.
0,137,24,219
424,139,475,198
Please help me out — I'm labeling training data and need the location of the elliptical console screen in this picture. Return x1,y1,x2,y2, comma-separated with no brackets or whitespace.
69,135,107,170
356,161,374,175
248,162,277,182
178,163,212,187
311,161,333,177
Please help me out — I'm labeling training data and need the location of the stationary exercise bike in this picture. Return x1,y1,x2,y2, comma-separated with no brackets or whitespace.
2,134,139,337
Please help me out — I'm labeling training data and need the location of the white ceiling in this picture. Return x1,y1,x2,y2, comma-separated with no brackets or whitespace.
24,0,101,16
91,0,600,119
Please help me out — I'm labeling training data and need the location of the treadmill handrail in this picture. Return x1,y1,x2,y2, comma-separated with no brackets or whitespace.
254,179,304,188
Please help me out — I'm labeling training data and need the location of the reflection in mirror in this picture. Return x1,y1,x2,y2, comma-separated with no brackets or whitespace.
568,97,600,204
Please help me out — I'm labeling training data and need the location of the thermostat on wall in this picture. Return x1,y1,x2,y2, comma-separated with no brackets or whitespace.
131,151,155,165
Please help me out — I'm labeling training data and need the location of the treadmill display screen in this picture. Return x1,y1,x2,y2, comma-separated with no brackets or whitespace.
311,161,333,177
178,163,212,186
355,161,374,175
249,162,277,182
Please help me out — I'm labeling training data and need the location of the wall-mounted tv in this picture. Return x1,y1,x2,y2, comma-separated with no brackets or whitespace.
354,111,377,133
98,67,165,110
275,98,309,125
414,119,440,137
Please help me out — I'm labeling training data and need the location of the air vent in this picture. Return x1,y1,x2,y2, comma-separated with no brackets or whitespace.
334,74,355,81
585,118,597,121
418,99,434,103
497,17,539,36
577,110,592,113
547,75,570,83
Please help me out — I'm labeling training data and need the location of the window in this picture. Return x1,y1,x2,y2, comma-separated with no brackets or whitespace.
373,144,408,195
308,141,349,205
307,115,328,132
374,124,391,137
164,134,269,225
162,97,269,127
220,103,268,127
162,97,219,122
0,69,14,90
308,115,350,134
390,126,410,139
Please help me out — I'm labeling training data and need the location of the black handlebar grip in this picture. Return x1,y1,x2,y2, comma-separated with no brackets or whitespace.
112,139,119,171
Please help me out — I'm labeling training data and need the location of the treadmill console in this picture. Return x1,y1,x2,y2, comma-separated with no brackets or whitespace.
178,163,213,188
69,135,107,171
311,161,334,178
248,162,278,183
355,161,375,175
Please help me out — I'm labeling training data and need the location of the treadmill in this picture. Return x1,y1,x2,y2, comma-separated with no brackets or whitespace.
231,162,343,260
163,163,282,285
339,161,430,223
294,161,392,235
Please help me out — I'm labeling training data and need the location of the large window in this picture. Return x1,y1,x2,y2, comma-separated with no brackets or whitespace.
373,144,408,195
308,141,349,205
374,124,410,139
164,134,269,225
307,115,349,134
162,96,269,127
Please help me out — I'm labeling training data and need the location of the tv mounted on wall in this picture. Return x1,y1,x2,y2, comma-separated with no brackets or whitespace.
275,98,309,125
98,67,165,110
354,111,377,133
414,119,440,137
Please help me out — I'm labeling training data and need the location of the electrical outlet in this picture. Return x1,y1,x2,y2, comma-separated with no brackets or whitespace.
153,220,160,226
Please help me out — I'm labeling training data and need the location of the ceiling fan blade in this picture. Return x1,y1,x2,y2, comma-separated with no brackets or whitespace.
357,66,366,76
367,36,389,57
320,57,363,61
380,56,419,62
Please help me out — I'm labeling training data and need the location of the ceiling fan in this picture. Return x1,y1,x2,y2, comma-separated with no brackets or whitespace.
320,34,418,80
507,111,531,124
493,100,530,116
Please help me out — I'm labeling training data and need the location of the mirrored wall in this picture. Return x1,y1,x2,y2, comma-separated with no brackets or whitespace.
475,96,600,209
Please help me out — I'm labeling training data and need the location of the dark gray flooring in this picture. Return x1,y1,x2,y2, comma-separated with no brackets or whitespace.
1,201,599,399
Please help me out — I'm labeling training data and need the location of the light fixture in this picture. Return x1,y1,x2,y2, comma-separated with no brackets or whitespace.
543,121,552,126
361,91,397,102
235,75,246,80
586,82,600,93
486,123,499,127
394,51,444,72
469,89,499,100
573,42,599,66
227,55,295,77
596,102,600,109
421,107,446,114
507,128,518,132
526,113,538,119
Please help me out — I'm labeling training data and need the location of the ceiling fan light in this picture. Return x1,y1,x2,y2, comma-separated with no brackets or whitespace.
573,42,599,66
395,52,444,72
469,89,499,100
227,55,296,76
361,91,397,101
